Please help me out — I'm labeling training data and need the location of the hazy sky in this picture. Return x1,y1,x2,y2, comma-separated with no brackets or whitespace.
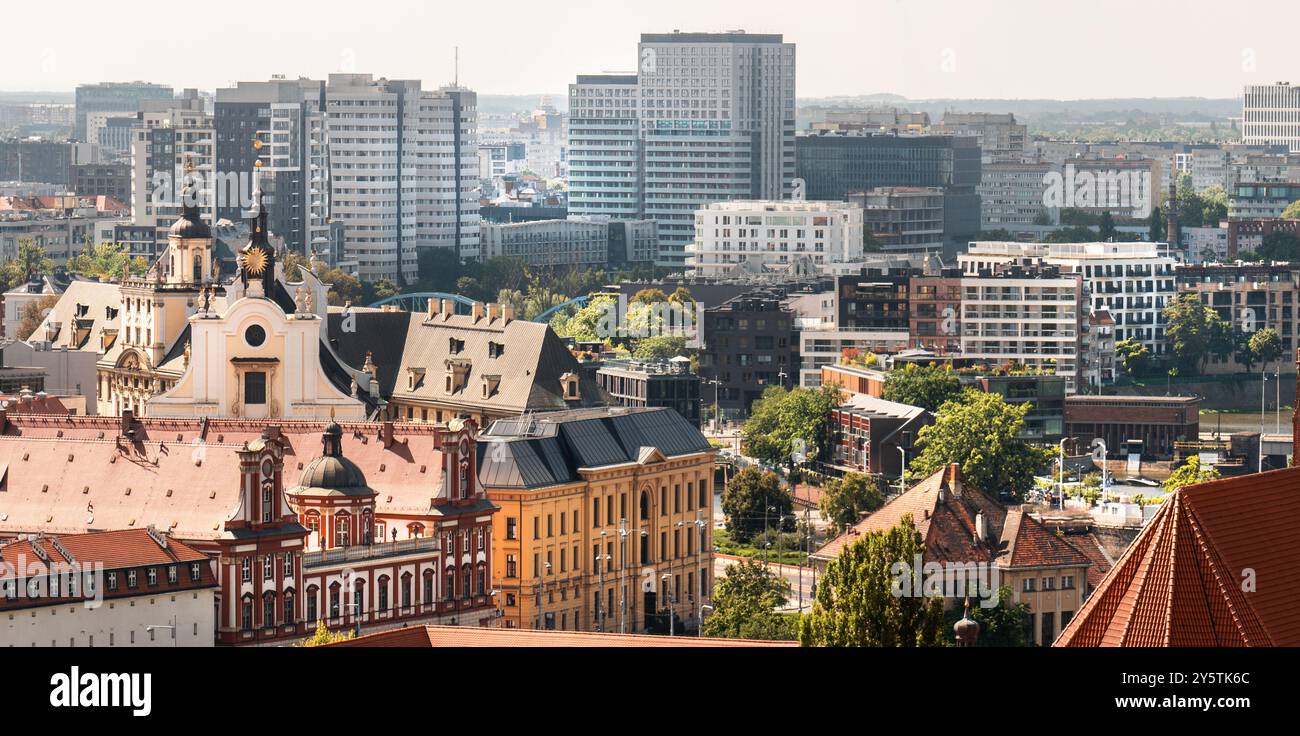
5,0,1296,99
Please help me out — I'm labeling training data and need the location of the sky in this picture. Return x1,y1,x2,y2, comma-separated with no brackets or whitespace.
4,0,1297,100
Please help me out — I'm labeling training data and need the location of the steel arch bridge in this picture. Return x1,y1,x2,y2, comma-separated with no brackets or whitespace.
532,294,594,324
367,292,477,312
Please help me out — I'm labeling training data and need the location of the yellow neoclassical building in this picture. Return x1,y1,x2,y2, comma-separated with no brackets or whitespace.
479,407,716,634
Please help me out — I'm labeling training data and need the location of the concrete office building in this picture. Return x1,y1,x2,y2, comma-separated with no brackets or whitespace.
127,91,217,257
325,74,479,281
215,78,334,260
1242,82,1300,152
74,81,173,141
960,264,1084,388
569,32,796,268
933,112,1027,164
850,187,945,253
687,200,862,276
478,217,657,267
978,161,1057,228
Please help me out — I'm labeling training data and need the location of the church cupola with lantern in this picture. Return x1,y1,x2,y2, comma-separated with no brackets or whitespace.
239,186,277,298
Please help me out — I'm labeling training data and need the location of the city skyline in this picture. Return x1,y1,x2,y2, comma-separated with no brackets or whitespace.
5,0,1300,100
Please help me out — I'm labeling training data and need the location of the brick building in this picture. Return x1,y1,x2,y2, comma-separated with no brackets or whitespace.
1063,395,1200,459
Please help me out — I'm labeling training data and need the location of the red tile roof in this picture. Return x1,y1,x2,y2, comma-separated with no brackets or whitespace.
1,527,207,577
0,414,454,541
327,625,797,648
1056,465,1300,647
1001,508,1092,569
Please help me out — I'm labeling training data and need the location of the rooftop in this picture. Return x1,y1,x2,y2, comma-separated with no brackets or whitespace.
327,624,796,647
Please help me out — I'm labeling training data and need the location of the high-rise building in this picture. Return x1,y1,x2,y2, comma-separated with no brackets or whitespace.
127,90,217,257
568,74,642,219
850,187,945,253
932,112,1027,164
73,81,173,141
569,31,796,268
215,78,334,260
1243,82,1300,152
325,74,478,282
687,200,862,276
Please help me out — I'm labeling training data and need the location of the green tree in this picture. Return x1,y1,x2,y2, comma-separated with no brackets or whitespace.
318,267,363,307
701,558,797,640
632,334,688,361
1163,455,1221,494
16,294,59,340
798,514,946,647
721,467,792,543
1098,211,1116,242
941,586,1032,647
0,239,54,292
1255,230,1300,262
1115,336,1153,376
881,363,963,413
66,241,147,280
1148,204,1165,242
1248,327,1283,371
550,294,615,342
1164,292,1230,374
415,246,465,292
741,385,839,470
820,472,886,536
297,620,355,647
909,390,1054,501
364,278,400,303
1281,200,1300,221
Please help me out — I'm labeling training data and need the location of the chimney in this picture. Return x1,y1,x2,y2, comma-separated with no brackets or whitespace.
441,299,454,320
120,409,136,438
975,510,986,543
486,303,499,322
471,302,485,322
502,303,515,325
381,420,395,448
945,462,962,495
427,297,437,320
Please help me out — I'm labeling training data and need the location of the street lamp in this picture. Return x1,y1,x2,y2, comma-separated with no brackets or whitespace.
699,604,714,637
617,519,630,634
1260,370,1268,474
145,615,178,648
897,445,907,494
661,573,674,637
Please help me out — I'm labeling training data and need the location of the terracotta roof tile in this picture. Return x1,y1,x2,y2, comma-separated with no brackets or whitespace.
1,528,207,576
327,625,797,647
1056,465,1300,647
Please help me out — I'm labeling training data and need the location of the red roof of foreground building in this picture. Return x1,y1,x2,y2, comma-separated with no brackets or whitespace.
0,527,207,578
327,625,797,648
1056,465,1300,647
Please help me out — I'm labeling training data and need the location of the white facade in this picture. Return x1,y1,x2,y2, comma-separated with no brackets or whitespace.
129,105,217,248
797,326,909,387
1,588,215,647
978,161,1057,227
326,75,478,281
961,242,1178,358
1243,82,1300,152
1183,224,1230,264
568,75,642,220
688,200,862,277
959,273,1083,386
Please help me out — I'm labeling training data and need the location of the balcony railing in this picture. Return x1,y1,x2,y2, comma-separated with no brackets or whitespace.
302,536,442,568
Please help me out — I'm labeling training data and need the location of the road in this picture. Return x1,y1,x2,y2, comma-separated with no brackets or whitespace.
714,553,818,614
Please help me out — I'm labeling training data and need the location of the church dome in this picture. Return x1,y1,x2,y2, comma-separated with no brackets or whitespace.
293,422,374,498
169,179,212,239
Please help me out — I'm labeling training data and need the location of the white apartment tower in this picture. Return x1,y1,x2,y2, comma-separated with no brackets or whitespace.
688,200,862,277
325,74,478,282
129,91,217,252
569,31,796,268
1243,82,1300,153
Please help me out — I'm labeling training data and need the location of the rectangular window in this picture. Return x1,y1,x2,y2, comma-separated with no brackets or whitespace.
244,371,267,405
593,498,601,528
506,517,517,540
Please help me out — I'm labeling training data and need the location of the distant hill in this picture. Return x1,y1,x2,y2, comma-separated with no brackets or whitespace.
798,96,1241,122
479,93,567,115
0,91,74,105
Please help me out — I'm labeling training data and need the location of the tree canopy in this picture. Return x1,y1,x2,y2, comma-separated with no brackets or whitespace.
701,558,797,641
909,390,1054,501
798,514,946,647
1163,455,1221,494
721,467,793,543
881,363,963,412
820,471,886,536
741,385,839,469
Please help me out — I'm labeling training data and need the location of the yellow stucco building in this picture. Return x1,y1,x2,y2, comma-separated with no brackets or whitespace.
480,407,716,634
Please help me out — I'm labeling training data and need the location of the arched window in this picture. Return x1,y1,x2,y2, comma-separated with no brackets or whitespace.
363,510,374,544
335,513,351,547
640,490,650,520
377,575,390,611
461,564,472,599
240,594,254,631
476,563,486,598
261,591,275,629
283,588,296,625
328,582,341,620
353,579,365,616
444,567,455,600
400,573,413,610
422,569,435,605
408,523,425,538
306,585,319,623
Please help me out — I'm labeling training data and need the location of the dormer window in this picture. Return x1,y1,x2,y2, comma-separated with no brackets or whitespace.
560,372,580,401
445,360,470,394
407,367,426,391
482,374,501,398
449,337,465,355
488,341,504,359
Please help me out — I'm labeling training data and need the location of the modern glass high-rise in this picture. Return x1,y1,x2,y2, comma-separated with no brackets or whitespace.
74,81,173,142
569,31,796,268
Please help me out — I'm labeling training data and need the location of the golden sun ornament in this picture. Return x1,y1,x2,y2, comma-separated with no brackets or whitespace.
244,247,268,275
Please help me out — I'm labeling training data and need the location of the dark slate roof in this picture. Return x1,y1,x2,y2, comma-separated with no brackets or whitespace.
326,309,415,399
477,407,713,490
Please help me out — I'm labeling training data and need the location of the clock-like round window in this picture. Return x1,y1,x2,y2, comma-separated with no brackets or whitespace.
245,324,267,347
